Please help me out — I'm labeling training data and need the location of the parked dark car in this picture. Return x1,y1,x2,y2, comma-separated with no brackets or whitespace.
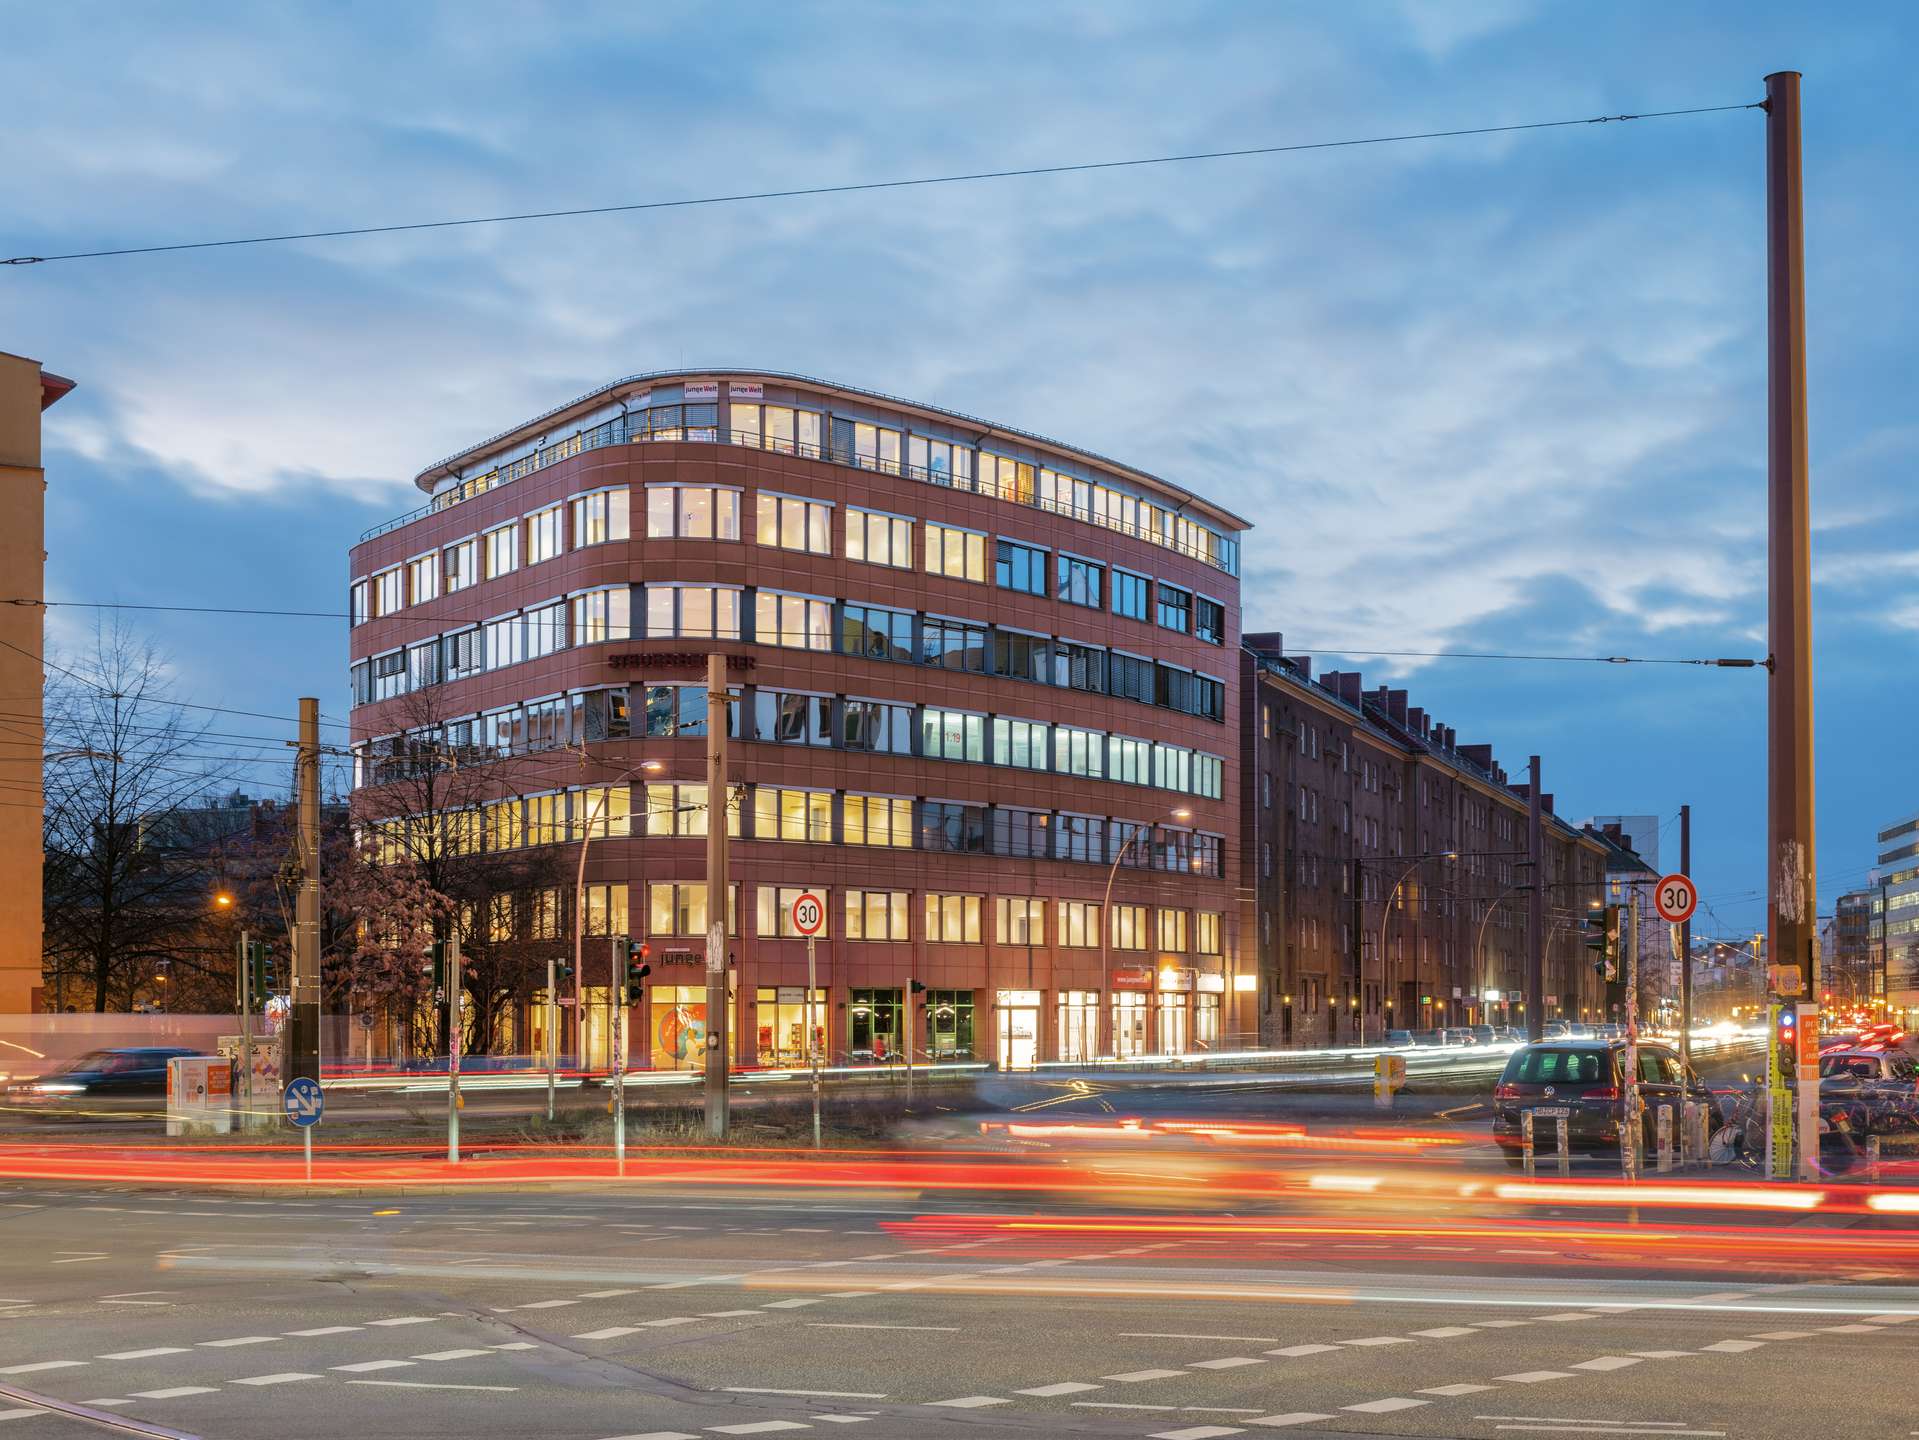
1492,1039,1722,1164
10,1047,203,1117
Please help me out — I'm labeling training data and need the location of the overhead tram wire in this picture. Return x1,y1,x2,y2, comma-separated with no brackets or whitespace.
2,102,1763,268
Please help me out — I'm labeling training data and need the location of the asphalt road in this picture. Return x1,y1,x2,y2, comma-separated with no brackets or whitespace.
0,1175,1913,1440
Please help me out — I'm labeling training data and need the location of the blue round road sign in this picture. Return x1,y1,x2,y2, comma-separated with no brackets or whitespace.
283,1076,324,1127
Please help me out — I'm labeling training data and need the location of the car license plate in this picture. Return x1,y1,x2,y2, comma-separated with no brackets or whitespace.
1530,1106,1570,1118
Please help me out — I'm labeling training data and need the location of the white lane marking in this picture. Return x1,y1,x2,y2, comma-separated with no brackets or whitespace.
700,1311,763,1319
1571,1357,1644,1371
574,1327,645,1340
597,1433,696,1440
579,1289,645,1298
1821,1324,1883,1333
1699,1340,1765,1353
1105,1369,1188,1382
1477,1319,1531,1328
200,1336,279,1347
1122,1333,1280,1344
1539,1313,1599,1322
287,1326,362,1337
346,1379,519,1391
808,1422,871,1428
1018,1382,1103,1396
1190,1358,1265,1370
367,1316,437,1326
1151,1428,1246,1439
1749,1331,1815,1340
100,1299,171,1307
1342,1336,1413,1347
127,1387,218,1399
1497,1372,1575,1383
1490,1430,1724,1437
1344,1398,1429,1413
491,1343,539,1352
1266,1344,1339,1357
1419,1384,1496,1396
761,1299,823,1309
0,1362,85,1375
1412,1326,1479,1338
708,1425,813,1436
516,1299,581,1310
724,1388,888,1399
413,1348,494,1361
644,1317,700,1328
100,1347,190,1360
332,1361,415,1373
926,1396,1011,1408
1074,1403,1177,1411
1629,1350,1695,1359
1241,1417,1333,1429
230,1373,321,1386
807,1323,960,1332
1866,1315,1917,1324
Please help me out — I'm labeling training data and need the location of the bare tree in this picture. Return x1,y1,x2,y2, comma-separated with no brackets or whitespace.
41,621,241,1012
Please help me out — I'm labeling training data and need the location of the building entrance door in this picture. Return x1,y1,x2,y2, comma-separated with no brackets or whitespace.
995,990,1040,1071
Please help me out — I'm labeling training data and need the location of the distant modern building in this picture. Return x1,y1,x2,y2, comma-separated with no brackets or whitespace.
349,370,1249,1070
0,351,74,1014
1239,637,1609,1046
1826,890,1876,1007
1877,811,1919,1020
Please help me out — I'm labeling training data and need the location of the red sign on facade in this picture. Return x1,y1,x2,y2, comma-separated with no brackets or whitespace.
1112,967,1153,990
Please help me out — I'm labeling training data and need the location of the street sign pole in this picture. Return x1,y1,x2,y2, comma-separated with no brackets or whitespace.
448,933,462,1166
546,956,557,1123
611,937,626,1174
703,654,732,1141
1623,893,1640,1181
790,889,828,1151
237,929,253,1123
283,1077,323,1183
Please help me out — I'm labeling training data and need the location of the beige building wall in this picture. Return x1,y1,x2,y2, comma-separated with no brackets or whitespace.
0,351,72,1013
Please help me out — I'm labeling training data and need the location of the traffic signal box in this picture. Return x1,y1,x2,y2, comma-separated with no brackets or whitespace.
616,936,650,1004
244,940,278,1008
1582,905,1621,981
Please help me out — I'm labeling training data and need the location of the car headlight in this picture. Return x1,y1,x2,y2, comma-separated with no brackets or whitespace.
31,1082,84,1093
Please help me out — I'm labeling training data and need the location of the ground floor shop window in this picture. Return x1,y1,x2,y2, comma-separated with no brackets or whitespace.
850,988,902,1061
650,985,735,1071
1195,992,1220,1051
1157,993,1190,1055
995,989,1040,1071
755,986,825,1067
926,989,975,1060
1058,991,1099,1063
1113,993,1148,1058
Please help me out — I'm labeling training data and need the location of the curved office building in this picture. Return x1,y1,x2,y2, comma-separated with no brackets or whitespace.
348,371,1248,1070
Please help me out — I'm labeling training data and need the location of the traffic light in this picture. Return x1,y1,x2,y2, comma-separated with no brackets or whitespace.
1582,905,1620,980
246,940,277,1008
623,938,651,1005
427,939,447,999
1774,1002,1799,1084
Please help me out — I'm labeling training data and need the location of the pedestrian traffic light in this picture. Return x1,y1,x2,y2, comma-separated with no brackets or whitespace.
1774,1002,1799,1083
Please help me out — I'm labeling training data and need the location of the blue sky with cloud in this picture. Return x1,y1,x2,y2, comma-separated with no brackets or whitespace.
4,2,1915,939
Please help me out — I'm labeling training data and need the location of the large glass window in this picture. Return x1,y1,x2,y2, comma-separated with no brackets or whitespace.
1108,735,1151,786
921,708,985,763
846,508,913,568
756,492,831,554
1057,901,1101,947
581,883,629,937
526,505,564,565
1158,908,1190,952
919,802,986,854
407,554,438,606
751,786,832,843
990,717,1050,770
990,807,1050,858
644,584,742,640
1053,813,1106,864
853,423,903,476
525,600,567,660
371,650,406,700
919,617,986,672
747,405,821,457
925,524,986,582
648,882,736,937
754,591,832,651
924,894,982,944
350,579,369,626
571,489,631,547
1197,911,1222,955
372,568,403,617
645,782,740,837
841,603,913,662
1051,641,1106,694
1157,582,1192,633
442,628,481,681
1195,596,1225,645
444,539,478,593
847,890,909,941
1056,555,1103,608
994,897,1045,946
849,988,902,1060
926,990,976,1060
844,794,912,848
1110,652,1154,705
1112,570,1149,621
1055,726,1104,778
753,690,831,746
570,587,630,646
995,538,1047,595
1111,904,1149,950
1058,992,1099,1063
646,485,741,540
483,614,524,671
992,630,1047,682
1113,993,1148,1058
842,698,910,754
907,434,968,484
755,985,826,1066
572,785,631,839
979,453,1035,504
484,524,518,579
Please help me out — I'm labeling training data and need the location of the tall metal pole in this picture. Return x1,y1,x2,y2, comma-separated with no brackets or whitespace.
289,698,322,1084
545,956,557,1122
703,655,731,1140
237,930,253,1122
1764,71,1820,1181
807,935,821,1148
447,932,461,1164
610,936,626,1171
1525,755,1544,1042
1679,804,1694,1077
1624,893,1641,1180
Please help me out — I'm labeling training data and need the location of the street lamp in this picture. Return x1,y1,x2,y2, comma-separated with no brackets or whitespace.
1372,850,1456,1042
573,758,663,1071
1100,806,1191,1057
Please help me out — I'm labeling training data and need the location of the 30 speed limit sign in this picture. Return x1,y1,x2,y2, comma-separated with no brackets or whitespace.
790,889,827,937
1654,872,1698,924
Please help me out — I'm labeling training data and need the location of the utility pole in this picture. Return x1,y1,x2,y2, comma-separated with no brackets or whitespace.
1623,892,1641,1180
1679,804,1694,1077
703,654,731,1141
1763,71,1819,1180
545,956,557,1122
447,932,461,1164
236,930,253,1121
1525,755,1544,1042
289,697,321,1085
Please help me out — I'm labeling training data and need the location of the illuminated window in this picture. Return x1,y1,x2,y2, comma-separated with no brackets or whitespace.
1057,901,1101,948
921,708,985,763
444,538,478,593
1111,904,1149,951
372,568,403,617
645,782,740,838
581,883,628,937
1157,908,1189,952
407,554,438,606
925,523,986,582
844,794,913,848
483,524,518,579
847,890,909,941
645,484,740,540
753,591,832,650
751,786,832,843
924,893,982,944
757,886,828,939
644,584,742,640
993,897,1045,946
756,492,830,555
648,882,736,937
846,508,913,568
1197,911,1222,955
526,505,563,565
571,587,631,645
571,785,630,839
570,489,630,547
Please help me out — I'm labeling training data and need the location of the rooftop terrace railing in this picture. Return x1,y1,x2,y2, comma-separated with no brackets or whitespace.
361,418,1239,575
